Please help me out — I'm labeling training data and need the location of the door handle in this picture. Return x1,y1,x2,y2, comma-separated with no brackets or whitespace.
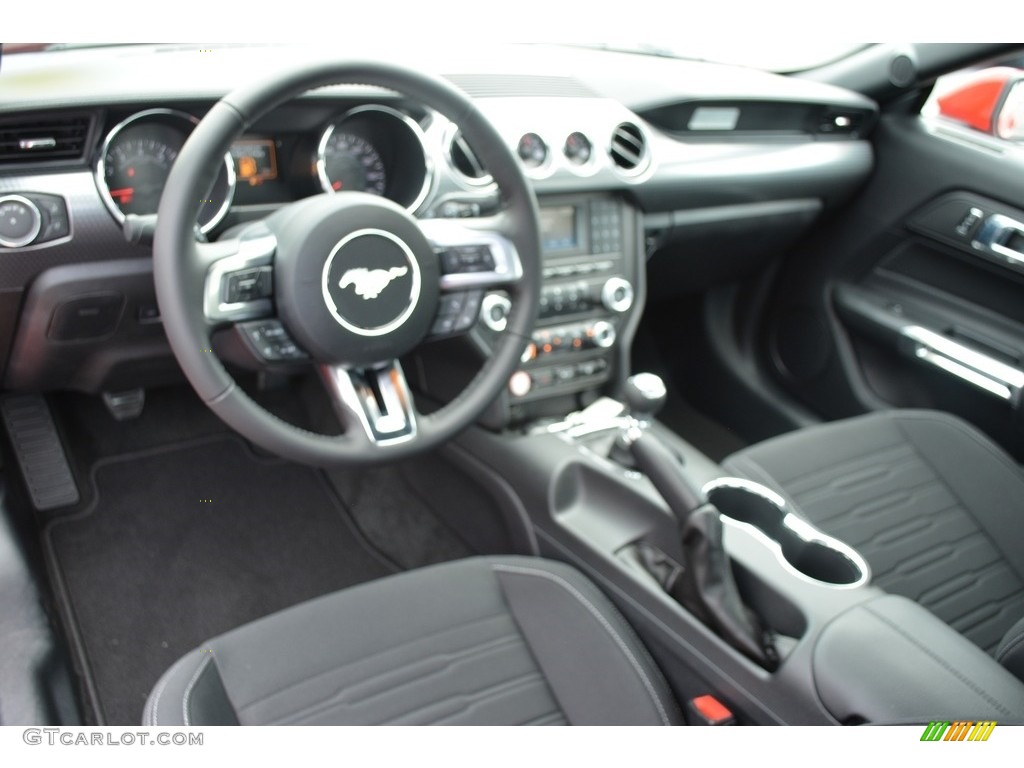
972,213,1024,271
902,325,1024,401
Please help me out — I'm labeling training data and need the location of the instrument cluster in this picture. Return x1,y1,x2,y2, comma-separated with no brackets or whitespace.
94,103,432,234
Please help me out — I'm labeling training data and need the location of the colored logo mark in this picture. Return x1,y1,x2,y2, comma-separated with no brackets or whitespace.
920,720,996,742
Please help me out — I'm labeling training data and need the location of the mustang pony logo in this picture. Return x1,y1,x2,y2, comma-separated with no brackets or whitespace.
338,267,409,300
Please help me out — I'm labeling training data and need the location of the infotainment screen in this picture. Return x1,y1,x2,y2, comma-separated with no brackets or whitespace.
539,205,578,251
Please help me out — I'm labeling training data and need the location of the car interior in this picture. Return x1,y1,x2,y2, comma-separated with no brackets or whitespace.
2,41,1024,727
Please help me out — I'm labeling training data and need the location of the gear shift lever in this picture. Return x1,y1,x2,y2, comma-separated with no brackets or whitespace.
620,374,705,522
620,373,778,669
623,372,667,425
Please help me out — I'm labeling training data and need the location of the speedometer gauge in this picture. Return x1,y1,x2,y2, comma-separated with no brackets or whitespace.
313,105,432,211
316,130,387,196
95,109,236,234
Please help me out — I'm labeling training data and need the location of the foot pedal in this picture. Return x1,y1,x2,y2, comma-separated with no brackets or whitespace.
0,395,80,510
102,389,145,421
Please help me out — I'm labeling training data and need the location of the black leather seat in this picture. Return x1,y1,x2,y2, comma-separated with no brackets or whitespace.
724,409,1024,681
144,556,682,726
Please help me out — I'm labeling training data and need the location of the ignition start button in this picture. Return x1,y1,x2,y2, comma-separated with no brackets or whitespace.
0,194,42,248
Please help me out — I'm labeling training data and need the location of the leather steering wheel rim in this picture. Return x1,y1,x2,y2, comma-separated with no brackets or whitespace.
153,60,541,465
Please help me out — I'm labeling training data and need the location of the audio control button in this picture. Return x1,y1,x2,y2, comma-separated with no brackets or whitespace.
590,320,617,349
601,277,634,313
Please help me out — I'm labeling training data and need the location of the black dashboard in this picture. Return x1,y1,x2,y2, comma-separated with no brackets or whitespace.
0,43,877,421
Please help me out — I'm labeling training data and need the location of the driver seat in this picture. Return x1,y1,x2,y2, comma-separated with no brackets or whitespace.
143,556,682,726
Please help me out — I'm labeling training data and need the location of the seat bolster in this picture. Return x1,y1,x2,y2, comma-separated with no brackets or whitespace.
490,556,683,725
997,617,1024,683
143,648,239,726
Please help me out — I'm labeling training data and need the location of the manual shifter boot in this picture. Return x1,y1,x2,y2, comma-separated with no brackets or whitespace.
672,505,779,670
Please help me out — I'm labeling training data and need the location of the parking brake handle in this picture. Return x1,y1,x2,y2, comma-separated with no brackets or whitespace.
623,374,778,669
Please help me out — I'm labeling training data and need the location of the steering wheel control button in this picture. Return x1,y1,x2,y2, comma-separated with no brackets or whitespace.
322,228,421,337
439,245,496,274
437,292,468,317
241,320,309,361
224,267,273,304
430,289,484,337
431,314,458,336
453,290,484,331
0,194,43,248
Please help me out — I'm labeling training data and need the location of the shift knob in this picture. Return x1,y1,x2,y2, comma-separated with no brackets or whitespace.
624,373,667,422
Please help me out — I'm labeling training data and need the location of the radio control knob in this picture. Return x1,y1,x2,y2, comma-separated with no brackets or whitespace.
590,320,617,349
601,277,634,313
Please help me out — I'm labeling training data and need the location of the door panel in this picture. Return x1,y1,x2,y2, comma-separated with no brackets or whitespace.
762,112,1024,459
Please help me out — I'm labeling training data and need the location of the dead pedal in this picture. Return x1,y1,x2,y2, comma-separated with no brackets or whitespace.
0,395,80,510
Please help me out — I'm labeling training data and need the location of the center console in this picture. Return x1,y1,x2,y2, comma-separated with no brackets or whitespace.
446,382,1024,725
496,193,643,420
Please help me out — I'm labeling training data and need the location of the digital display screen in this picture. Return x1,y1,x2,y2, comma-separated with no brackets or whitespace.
539,206,578,251
230,138,278,185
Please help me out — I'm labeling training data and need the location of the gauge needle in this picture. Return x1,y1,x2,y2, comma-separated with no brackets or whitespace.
109,187,134,200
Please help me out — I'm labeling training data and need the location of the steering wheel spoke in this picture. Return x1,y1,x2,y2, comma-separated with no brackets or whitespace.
320,361,418,447
200,231,277,326
420,216,523,292
420,216,522,339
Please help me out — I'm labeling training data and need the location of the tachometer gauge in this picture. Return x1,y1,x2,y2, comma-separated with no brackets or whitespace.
96,109,235,234
103,136,178,216
316,130,387,196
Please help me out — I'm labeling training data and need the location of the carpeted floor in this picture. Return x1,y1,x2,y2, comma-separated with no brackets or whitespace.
45,436,396,725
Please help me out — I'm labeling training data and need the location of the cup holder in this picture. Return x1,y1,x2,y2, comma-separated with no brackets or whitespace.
704,478,869,588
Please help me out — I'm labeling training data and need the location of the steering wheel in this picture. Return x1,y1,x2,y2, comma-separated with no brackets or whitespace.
153,61,541,465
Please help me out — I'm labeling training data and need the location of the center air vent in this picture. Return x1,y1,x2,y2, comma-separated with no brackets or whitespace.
0,114,93,166
609,122,647,173
448,130,491,184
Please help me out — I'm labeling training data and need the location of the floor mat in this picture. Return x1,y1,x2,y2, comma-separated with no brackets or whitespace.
45,437,394,726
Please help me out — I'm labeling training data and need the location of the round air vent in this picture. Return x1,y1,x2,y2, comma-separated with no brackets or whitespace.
609,122,648,174
447,130,490,184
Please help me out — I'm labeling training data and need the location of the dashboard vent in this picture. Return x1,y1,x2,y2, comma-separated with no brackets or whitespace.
448,130,491,183
609,122,647,172
0,114,93,165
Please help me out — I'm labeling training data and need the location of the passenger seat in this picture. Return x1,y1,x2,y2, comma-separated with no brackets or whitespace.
723,409,1024,682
